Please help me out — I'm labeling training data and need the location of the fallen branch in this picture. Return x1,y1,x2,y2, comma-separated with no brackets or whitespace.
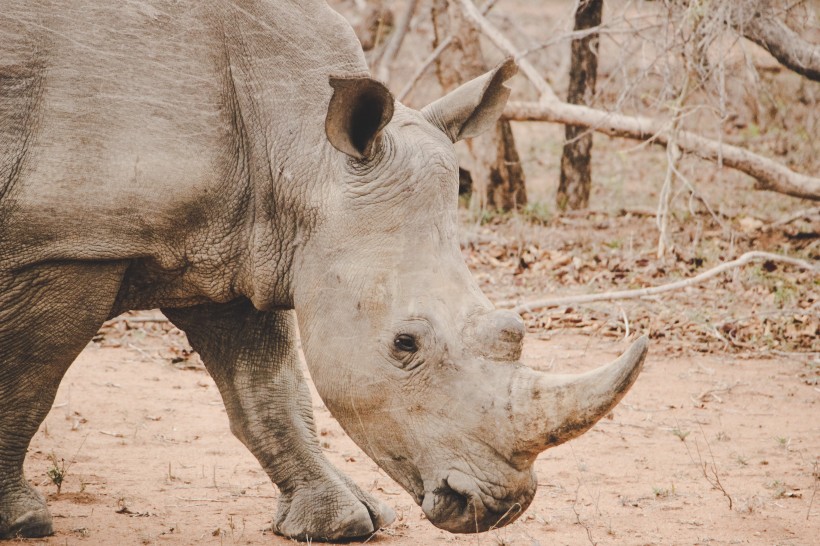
510,251,818,315
762,206,820,231
503,100,820,200
456,0,558,101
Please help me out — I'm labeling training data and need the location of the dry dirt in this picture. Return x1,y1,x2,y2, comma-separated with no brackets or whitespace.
17,318,819,546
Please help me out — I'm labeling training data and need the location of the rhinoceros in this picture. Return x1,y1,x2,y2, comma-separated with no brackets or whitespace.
0,0,647,540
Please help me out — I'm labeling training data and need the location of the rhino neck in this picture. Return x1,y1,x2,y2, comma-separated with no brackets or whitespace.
221,1,370,310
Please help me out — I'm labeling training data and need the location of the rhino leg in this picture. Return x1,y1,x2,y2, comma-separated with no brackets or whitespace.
162,300,395,542
0,262,125,539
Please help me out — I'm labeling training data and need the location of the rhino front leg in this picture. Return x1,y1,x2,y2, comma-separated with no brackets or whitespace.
0,262,125,538
162,300,395,541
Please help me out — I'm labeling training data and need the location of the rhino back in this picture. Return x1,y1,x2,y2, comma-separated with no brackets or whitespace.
1,0,366,272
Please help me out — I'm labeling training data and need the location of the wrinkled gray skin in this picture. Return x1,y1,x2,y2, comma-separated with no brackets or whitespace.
0,0,647,541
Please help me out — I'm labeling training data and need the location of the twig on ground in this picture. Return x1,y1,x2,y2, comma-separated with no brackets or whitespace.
487,501,522,532
762,206,820,231
126,343,164,364
680,422,733,510
704,323,757,350
571,480,597,546
510,251,818,315
619,208,657,217
455,0,558,101
175,496,230,503
695,381,742,404
808,461,818,521
769,349,820,361
698,424,733,510
107,316,169,325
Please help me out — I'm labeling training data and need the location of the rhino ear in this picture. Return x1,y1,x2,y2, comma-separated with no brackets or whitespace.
422,59,517,143
326,76,394,159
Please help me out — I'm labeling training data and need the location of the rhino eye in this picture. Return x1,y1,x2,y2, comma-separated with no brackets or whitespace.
394,334,418,353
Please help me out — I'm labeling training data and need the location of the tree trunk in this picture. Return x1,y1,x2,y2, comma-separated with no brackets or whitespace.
432,0,527,211
488,120,527,209
557,0,602,211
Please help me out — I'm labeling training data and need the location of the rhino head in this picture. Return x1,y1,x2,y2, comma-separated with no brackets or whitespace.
292,60,647,533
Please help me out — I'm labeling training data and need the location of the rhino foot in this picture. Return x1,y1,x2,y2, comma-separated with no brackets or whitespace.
272,474,395,542
0,483,53,539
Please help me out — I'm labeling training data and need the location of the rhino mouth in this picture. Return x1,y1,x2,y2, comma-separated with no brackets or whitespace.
420,470,532,533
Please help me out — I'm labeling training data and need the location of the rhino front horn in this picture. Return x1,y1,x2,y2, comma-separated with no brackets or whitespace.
511,336,648,460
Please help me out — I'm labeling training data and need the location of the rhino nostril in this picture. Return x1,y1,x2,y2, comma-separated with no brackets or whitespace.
421,483,469,526
498,325,524,343
441,482,469,511
444,471,477,500
421,472,530,533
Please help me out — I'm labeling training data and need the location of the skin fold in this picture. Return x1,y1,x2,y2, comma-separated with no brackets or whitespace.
0,0,646,540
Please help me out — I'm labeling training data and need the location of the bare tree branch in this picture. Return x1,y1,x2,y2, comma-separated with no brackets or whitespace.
455,0,558,101
509,251,818,315
374,0,419,83
398,0,499,102
739,3,820,82
504,100,820,201
398,36,453,102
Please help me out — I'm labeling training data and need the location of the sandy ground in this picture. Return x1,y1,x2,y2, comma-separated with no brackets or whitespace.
16,325,819,546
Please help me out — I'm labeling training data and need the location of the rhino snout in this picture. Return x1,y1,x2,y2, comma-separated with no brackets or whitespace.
421,469,535,533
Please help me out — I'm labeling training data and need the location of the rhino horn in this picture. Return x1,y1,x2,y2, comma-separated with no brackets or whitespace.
511,336,648,460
